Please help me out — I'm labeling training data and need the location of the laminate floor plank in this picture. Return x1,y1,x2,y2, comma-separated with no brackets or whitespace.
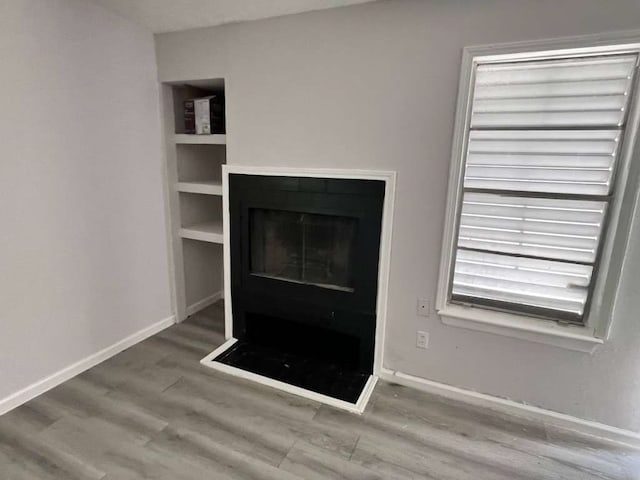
0,402,61,436
0,421,105,480
159,357,321,421
365,397,611,479
314,404,523,480
1,301,638,480
279,440,385,480
327,402,609,480
97,438,216,480
44,379,168,437
351,434,500,480
79,358,182,394
545,425,640,478
152,325,220,359
162,319,225,346
0,445,63,480
160,407,291,468
165,378,358,460
40,414,151,457
373,380,548,440
186,302,225,334
147,425,305,480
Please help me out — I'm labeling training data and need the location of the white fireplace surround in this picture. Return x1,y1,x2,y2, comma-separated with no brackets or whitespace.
200,165,397,413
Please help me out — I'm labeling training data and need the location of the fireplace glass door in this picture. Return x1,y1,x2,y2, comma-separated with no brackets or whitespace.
250,209,357,292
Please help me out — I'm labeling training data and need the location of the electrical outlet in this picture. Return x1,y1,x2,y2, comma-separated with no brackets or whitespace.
417,298,430,317
416,331,429,349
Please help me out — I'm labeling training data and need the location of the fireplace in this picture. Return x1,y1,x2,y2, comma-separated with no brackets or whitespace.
204,171,389,409
249,208,358,292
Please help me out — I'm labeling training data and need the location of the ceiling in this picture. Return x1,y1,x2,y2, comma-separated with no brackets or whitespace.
88,0,379,33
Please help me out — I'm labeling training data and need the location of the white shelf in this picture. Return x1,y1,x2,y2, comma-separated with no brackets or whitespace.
180,220,224,244
177,181,223,195
174,134,226,145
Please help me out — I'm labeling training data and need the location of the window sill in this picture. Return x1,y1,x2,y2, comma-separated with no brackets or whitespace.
438,304,604,353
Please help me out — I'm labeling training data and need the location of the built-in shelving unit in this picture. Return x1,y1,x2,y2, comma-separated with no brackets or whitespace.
161,78,226,322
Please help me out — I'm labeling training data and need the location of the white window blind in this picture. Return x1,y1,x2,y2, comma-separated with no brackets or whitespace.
451,53,639,322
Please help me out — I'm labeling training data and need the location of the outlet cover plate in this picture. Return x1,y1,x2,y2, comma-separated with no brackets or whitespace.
416,331,429,349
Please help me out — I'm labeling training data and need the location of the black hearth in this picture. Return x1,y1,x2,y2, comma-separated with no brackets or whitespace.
214,174,385,404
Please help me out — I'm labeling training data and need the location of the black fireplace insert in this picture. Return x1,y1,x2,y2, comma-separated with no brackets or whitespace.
213,174,385,403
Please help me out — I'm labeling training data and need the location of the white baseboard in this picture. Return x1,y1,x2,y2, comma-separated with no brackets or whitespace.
186,290,224,317
201,338,377,414
0,315,176,416
379,369,640,449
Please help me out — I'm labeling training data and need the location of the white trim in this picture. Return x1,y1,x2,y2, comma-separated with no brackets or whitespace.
379,368,640,450
437,31,640,349
0,316,176,416
222,166,233,339
201,339,378,414
374,169,396,375
439,305,602,353
200,337,239,362
159,84,181,322
436,44,475,316
221,165,396,375
464,29,640,61
215,165,395,411
185,290,224,317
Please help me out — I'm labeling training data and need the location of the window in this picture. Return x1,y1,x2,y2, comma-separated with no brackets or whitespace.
438,36,640,347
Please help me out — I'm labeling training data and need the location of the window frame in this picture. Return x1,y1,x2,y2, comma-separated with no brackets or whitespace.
436,32,640,352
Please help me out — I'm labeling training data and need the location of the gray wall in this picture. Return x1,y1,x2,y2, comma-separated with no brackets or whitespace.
0,0,172,403
155,0,640,431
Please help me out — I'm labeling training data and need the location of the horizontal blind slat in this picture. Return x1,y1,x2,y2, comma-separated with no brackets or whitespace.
458,238,596,262
472,111,625,127
467,153,614,168
462,221,600,239
474,79,629,99
472,55,636,128
476,55,637,84
461,215,601,237
455,260,590,287
466,165,611,182
452,250,592,315
453,288,585,314
458,193,606,262
465,130,620,195
454,275,587,303
460,226,598,246
473,95,627,113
